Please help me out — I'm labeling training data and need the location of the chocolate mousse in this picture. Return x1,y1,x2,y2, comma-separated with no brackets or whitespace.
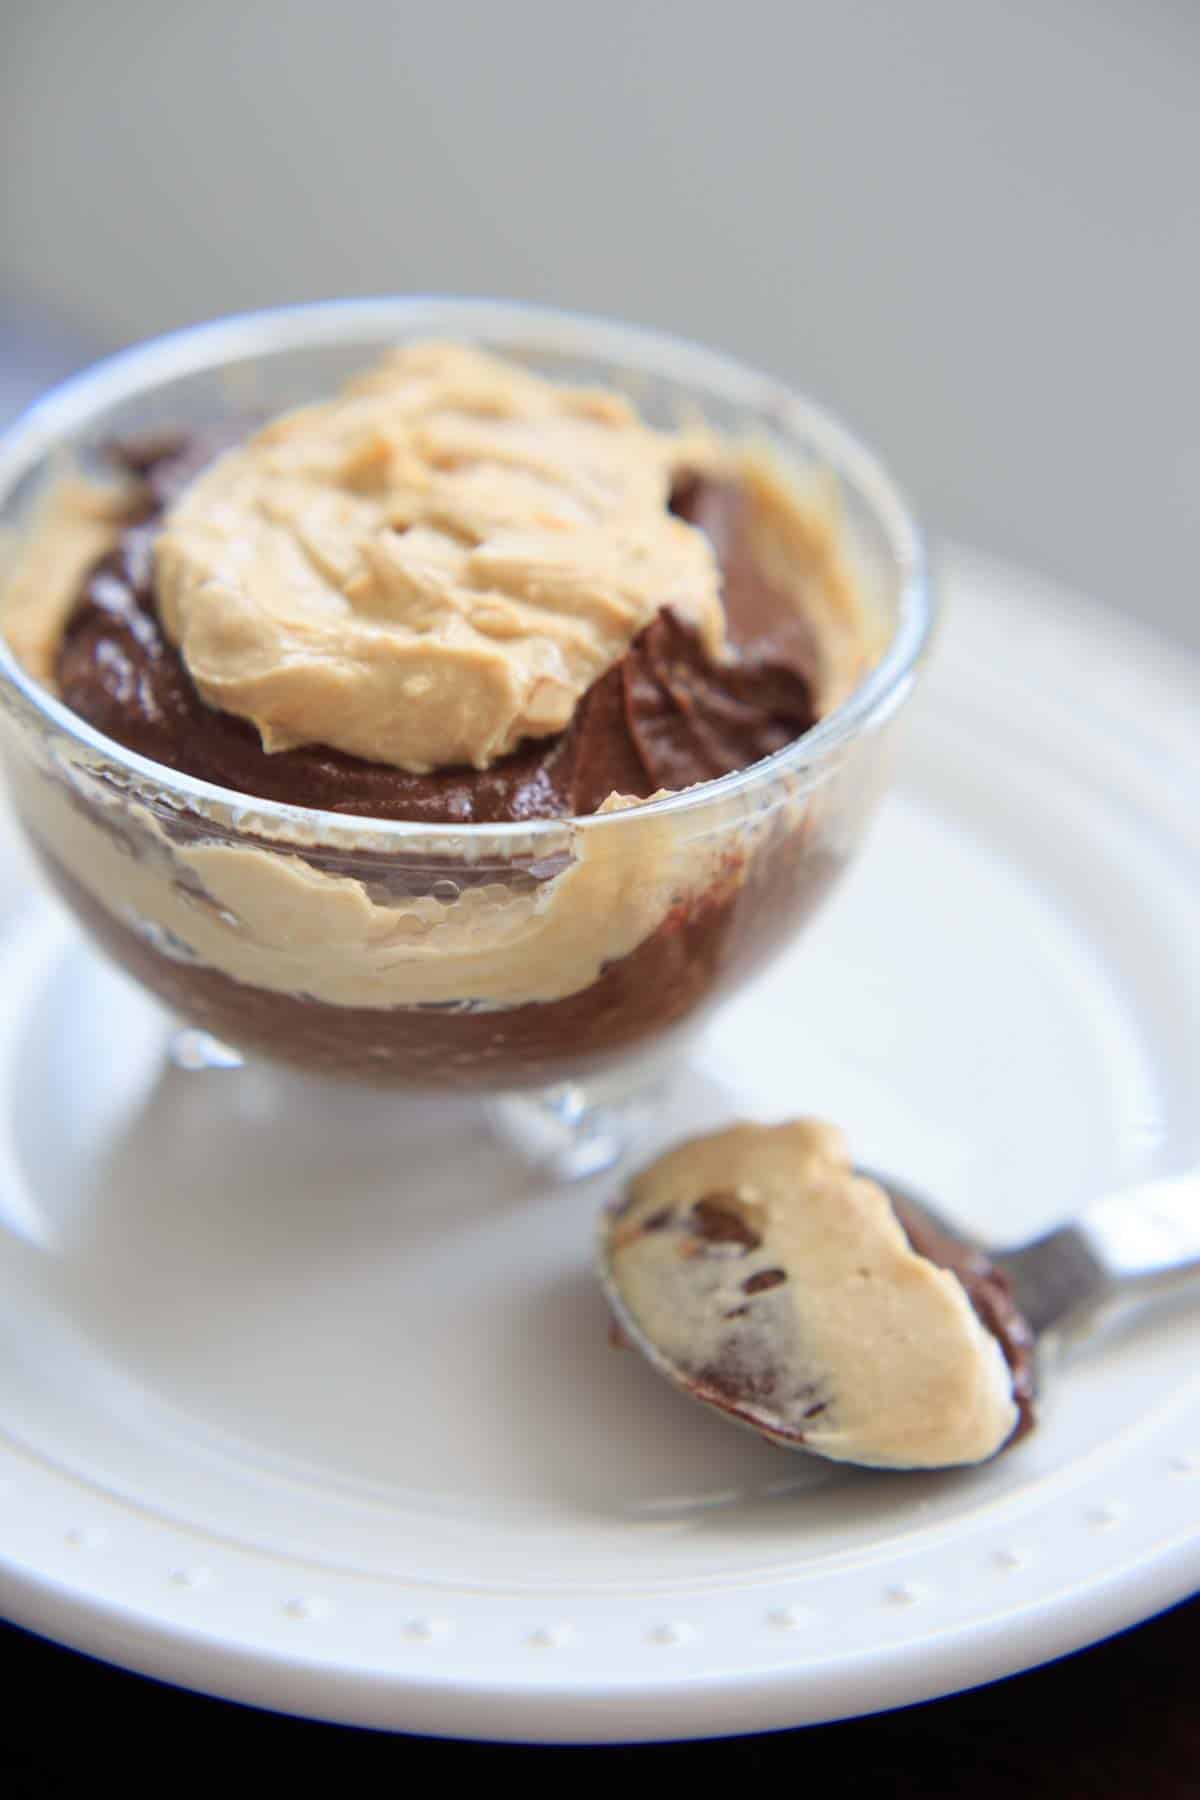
604,1121,1035,1467
1,344,879,1086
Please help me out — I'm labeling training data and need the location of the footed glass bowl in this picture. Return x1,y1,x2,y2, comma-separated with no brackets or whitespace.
0,300,932,1173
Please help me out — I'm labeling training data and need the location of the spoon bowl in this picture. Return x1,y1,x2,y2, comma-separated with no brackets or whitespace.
597,1161,1200,1470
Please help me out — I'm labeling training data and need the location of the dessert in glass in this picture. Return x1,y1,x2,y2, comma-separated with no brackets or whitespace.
0,301,933,1176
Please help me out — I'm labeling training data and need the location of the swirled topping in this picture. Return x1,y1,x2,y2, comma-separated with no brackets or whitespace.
152,343,727,772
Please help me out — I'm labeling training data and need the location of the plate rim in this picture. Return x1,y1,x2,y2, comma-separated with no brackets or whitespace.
2,1529,1197,1742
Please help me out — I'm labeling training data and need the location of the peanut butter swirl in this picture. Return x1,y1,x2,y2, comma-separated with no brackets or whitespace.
153,343,726,772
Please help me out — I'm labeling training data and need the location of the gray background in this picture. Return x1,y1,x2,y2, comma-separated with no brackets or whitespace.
2,0,1198,649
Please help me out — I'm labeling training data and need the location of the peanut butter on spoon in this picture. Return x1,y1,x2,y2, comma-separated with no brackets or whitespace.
599,1120,1033,1470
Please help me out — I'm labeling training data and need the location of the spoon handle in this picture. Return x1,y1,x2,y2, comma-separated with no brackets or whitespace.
1002,1172,1200,1338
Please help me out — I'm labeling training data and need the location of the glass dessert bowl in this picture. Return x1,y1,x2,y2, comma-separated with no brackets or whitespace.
0,301,932,1174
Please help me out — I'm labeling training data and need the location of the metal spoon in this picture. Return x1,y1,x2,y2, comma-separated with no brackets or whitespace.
596,1166,1200,1464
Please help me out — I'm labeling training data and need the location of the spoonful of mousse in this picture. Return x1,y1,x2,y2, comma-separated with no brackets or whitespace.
597,1120,1200,1469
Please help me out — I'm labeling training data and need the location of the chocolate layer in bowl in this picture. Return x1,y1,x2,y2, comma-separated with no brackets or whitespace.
45,830,841,1086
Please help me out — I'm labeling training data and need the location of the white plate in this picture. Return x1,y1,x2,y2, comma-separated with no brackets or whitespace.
0,549,1197,1742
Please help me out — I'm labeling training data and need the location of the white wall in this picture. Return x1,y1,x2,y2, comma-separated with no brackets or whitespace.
3,0,1198,647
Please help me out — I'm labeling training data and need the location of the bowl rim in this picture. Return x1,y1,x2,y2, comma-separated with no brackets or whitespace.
0,296,934,847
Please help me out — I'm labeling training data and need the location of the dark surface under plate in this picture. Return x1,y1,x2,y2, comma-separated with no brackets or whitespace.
1,1597,1195,1792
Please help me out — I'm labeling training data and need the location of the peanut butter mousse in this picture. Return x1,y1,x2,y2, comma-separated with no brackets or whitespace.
153,343,729,772
605,1121,1034,1468
0,346,879,1086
